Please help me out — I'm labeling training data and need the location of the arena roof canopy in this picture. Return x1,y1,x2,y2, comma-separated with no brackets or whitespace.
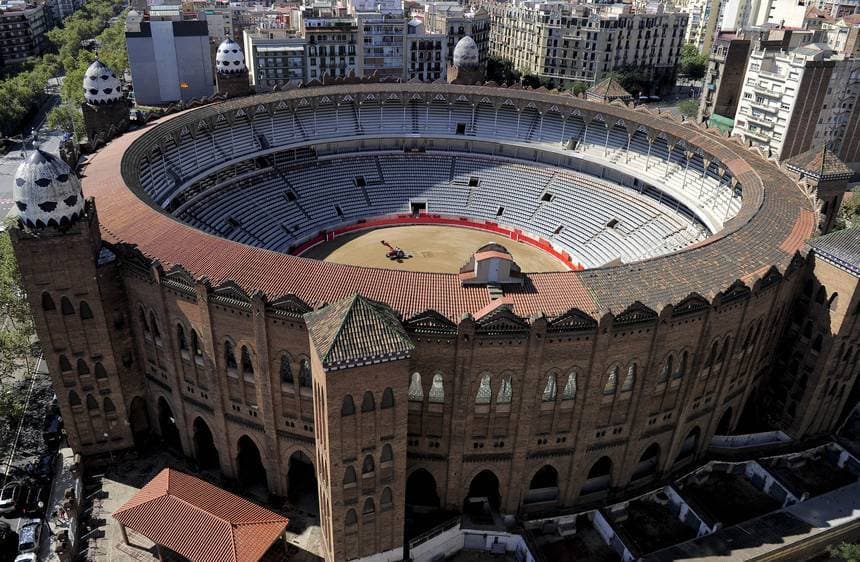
82,83,817,321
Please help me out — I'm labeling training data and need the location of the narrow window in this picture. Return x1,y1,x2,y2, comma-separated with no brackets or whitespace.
241,346,254,374
177,325,188,351
475,374,492,404
622,364,636,391
497,376,513,404
381,387,394,408
562,371,577,400
299,358,311,387
604,366,618,394
79,301,93,320
408,372,423,401
543,373,557,401
61,297,74,315
224,341,237,369
361,391,375,412
280,355,293,384
41,292,55,311
94,362,108,379
77,358,90,376
342,395,356,416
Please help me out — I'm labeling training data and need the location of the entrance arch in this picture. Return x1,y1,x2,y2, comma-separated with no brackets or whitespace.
467,470,501,510
287,450,318,514
237,435,268,494
632,443,660,480
406,469,441,508
525,465,560,504
581,456,613,495
157,397,182,452
676,427,701,463
128,397,151,449
716,407,733,435
192,417,219,470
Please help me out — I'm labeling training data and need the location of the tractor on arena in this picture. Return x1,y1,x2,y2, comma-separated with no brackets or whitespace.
381,240,410,260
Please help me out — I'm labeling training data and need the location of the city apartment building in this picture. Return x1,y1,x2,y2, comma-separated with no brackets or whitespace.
406,18,447,81
0,1,47,67
698,33,750,124
676,0,721,52
733,43,860,165
44,0,82,25
487,1,687,93
303,15,359,80
422,1,490,68
243,29,307,88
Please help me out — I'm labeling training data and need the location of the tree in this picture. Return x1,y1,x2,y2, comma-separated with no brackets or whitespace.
678,99,699,119
680,43,708,81
828,542,860,562
0,228,35,393
486,57,521,85
568,81,589,95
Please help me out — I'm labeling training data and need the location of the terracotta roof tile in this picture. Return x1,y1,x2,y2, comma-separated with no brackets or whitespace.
785,146,854,180
112,469,288,562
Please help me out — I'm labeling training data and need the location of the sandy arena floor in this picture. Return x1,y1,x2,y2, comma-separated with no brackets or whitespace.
301,225,569,273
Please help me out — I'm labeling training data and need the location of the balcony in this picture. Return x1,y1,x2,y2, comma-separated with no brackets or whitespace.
746,113,774,128
752,84,782,97
748,100,778,113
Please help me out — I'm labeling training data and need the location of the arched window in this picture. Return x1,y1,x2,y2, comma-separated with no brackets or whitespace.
103,397,116,413
68,390,81,406
497,376,512,404
829,293,839,311
659,355,673,382
86,394,98,410
343,466,357,486
381,388,394,409
60,297,74,315
381,487,393,509
361,391,375,412
562,371,577,400
381,444,393,464
812,334,823,352
224,341,237,370
94,362,108,379
475,374,492,404
139,307,149,333
408,372,423,401
149,312,160,339
299,358,311,387
543,373,557,401
621,364,636,392
342,395,355,416
604,366,618,394
241,346,254,374
76,358,90,376
363,498,375,515
706,341,718,367
177,325,188,351
41,292,55,311
428,374,444,403
79,301,93,320
59,355,71,372
718,337,731,363
345,509,358,526
676,351,687,379
191,330,203,357
280,355,293,384
362,455,375,474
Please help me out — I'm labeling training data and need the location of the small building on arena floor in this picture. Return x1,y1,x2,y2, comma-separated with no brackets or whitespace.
112,468,290,562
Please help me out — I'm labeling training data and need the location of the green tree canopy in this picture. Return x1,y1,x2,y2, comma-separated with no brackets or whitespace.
680,44,708,81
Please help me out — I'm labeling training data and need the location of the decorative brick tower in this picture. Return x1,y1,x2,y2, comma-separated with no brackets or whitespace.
215,37,251,98
304,295,414,562
9,149,137,455
783,146,854,234
80,60,129,144
447,36,484,85
765,228,860,437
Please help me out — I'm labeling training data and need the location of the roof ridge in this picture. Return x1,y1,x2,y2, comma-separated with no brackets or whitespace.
323,292,360,360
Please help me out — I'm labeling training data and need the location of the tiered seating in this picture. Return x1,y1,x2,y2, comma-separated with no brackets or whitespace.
175,152,706,268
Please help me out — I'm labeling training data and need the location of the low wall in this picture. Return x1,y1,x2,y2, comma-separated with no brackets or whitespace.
408,520,538,562
710,431,792,450
292,214,585,270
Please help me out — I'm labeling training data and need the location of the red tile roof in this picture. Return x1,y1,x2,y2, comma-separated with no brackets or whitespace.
112,469,288,562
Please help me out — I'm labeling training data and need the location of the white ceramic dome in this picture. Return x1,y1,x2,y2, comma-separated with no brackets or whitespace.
216,38,246,74
13,149,84,229
453,36,479,69
83,60,122,105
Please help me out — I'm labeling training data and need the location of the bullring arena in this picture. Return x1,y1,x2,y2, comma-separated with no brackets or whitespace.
12,81,838,562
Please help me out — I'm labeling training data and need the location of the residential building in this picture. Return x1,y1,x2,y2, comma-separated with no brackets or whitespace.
732,43,860,165
302,14,360,80
406,18,446,81
487,1,688,94
677,0,722,52
699,33,750,124
44,0,82,25
813,0,860,20
0,1,47,67
357,14,408,79
243,28,308,88
422,2,489,68
125,9,214,105
822,14,860,57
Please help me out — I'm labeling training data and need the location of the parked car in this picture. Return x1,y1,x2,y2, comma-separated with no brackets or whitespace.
16,521,41,554
42,402,63,448
13,554,37,562
0,482,23,514
27,452,56,481
20,485,49,516
0,521,18,562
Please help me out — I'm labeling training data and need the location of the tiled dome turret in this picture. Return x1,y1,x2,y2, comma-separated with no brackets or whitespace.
453,36,479,69
83,60,122,105
216,38,247,74
13,149,84,229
